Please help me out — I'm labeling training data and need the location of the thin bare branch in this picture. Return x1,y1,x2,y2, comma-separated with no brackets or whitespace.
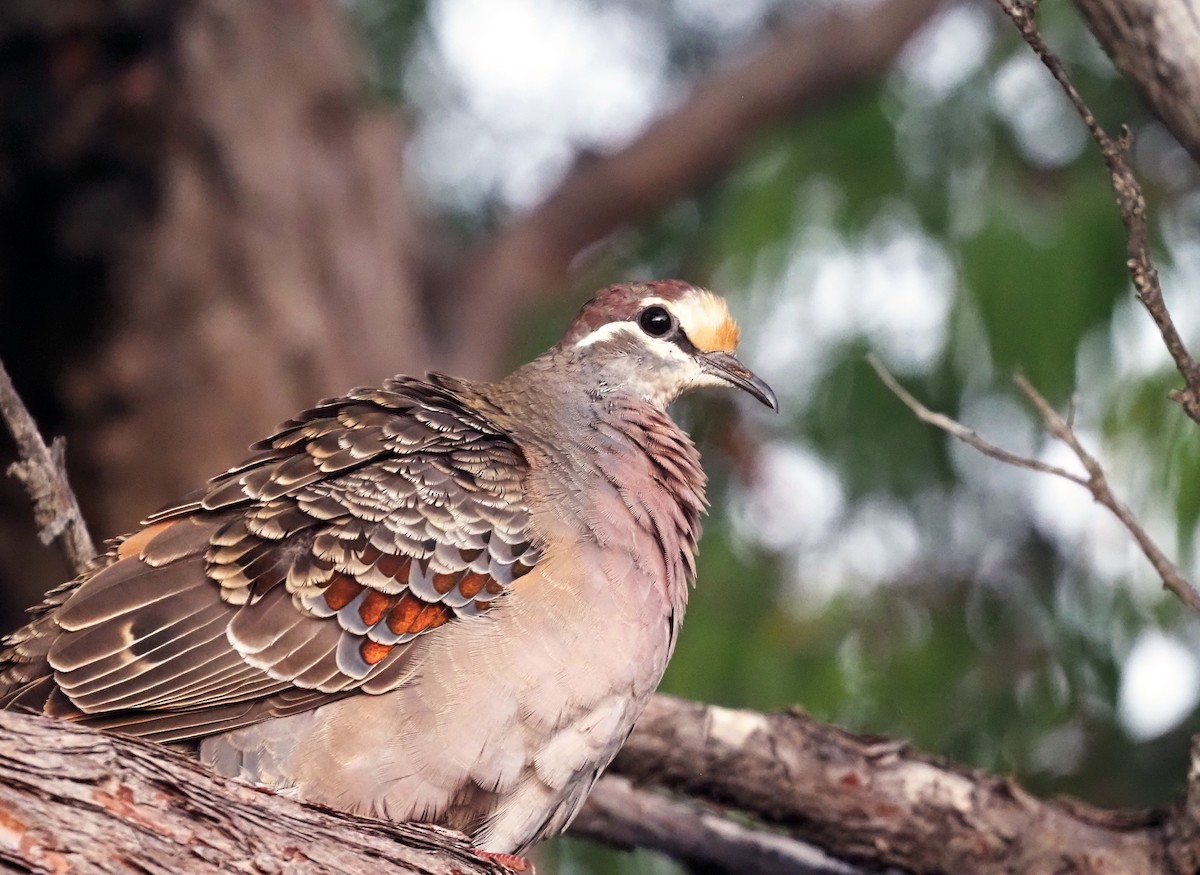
867,354,1087,485
872,354,1200,615
0,357,95,574
1012,373,1200,614
992,0,1200,424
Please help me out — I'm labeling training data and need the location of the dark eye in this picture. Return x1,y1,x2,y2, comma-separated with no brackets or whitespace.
638,306,673,338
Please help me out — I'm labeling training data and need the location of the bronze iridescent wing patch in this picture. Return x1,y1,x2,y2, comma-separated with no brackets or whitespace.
0,378,539,741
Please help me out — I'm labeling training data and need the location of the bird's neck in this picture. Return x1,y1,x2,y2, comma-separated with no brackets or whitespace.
487,355,707,618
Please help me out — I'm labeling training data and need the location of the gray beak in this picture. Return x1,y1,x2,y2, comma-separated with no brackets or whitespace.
700,352,778,411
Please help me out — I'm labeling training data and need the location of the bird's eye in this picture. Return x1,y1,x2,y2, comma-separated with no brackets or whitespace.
638,306,674,338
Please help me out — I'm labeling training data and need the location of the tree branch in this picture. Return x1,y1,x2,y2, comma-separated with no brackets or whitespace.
870,355,1200,615
1011,372,1200,613
1070,0,1200,166
573,776,859,875
0,709,507,875
0,358,94,573
610,695,1181,875
991,0,1200,425
3,692,1191,875
867,354,1089,487
438,0,944,377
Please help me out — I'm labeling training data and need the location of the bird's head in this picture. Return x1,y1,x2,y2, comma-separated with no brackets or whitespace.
557,280,777,412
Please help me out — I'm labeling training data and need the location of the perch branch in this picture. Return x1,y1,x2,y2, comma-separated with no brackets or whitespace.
992,0,1200,425
0,709,507,874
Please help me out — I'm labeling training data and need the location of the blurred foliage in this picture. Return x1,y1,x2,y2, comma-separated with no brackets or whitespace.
349,1,1200,872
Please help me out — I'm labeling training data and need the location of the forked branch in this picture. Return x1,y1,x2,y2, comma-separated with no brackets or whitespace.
869,354,1200,615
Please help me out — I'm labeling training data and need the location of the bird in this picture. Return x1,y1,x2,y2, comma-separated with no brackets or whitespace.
0,279,776,857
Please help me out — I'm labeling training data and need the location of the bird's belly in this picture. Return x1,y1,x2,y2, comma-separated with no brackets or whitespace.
199,555,674,853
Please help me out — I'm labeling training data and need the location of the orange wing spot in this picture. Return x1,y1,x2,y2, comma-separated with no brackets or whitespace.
411,602,452,634
386,593,424,635
359,589,395,627
432,571,461,595
116,521,176,560
359,639,393,665
484,580,504,596
323,574,362,611
512,561,534,580
377,552,409,580
458,572,490,600
359,543,383,566
474,599,494,613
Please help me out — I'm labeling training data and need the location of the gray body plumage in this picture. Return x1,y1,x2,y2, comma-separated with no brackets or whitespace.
0,280,770,854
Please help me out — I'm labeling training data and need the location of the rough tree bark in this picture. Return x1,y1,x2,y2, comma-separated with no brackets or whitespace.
0,710,508,875
606,696,1198,875
0,694,1195,874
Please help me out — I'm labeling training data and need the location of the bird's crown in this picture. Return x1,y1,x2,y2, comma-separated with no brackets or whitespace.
552,280,776,411
561,280,740,353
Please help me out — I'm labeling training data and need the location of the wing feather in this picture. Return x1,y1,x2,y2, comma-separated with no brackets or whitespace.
0,377,539,744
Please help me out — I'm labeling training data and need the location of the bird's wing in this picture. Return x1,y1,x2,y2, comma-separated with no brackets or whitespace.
0,376,539,743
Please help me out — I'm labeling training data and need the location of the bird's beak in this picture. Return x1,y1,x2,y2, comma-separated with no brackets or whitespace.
699,352,778,411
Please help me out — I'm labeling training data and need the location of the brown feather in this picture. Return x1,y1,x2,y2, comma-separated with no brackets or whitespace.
0,377,538,744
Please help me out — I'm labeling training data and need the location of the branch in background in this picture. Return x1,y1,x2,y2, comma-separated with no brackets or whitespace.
0,358,94,573
870,355,1200,615
438,0,944,377
1070,0,1200,166
991,0,1200,426
611,695,1176,875
868,355,1088,487
574,776,859,875
1012,372,1200,613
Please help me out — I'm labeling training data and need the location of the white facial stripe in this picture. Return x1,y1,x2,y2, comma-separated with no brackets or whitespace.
571,319,693,366
573,288,737,355
572,322,640,348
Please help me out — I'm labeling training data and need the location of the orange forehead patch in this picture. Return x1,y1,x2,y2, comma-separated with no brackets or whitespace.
650,289,740,353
